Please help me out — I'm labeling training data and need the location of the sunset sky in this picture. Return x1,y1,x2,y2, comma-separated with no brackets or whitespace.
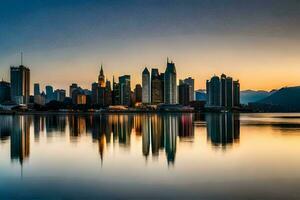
0,0,300,92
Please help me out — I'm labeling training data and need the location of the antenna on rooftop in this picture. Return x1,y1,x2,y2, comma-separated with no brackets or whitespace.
21,52,23,65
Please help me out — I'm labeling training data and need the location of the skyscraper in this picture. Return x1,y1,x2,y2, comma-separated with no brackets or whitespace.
233,80,240,107
206,75,220,107
206,74,240,108
178,80,190,106
164,59,177,104
134,84,142,103
151,68,164,104
10,65,30,104
45,85,54,103
183,77,195,102
69,83,78,98
142,67,150,104
119,75,131,106
34,83,40,96
98,64,105,87
0,81,11,104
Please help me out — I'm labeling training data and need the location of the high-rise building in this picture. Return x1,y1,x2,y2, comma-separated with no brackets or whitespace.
34,83,40,96
206,75,220,107
10,65,30,104
98,65,105,87
233,80,240,107
226,77,233,108
105,80,112,106
112,77,120,105
220,74,227,107
0,81,11,104
206,74,240,108
151,68,164,104
178,80,190,106
164,59,177,104
119,75,131,106
69,83,78,98
183,77,195,102
54,89,66,102
134,84,142,103
45,85,54,103
142,67,150,104
91,82,99,105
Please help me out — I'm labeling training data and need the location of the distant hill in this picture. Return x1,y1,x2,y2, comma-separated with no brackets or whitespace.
256,86,300,111
240,90,273,104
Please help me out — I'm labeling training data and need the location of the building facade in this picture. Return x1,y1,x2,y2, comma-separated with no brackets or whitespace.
151,68,164,104
10,65,30,104
142,67,151,104
164,60,177,104
0,81,11,104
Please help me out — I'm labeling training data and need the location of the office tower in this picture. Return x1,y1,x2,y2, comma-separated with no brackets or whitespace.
220,74,227,107
178,80,190,106
76,94,87,105
183,77,195,102
91,82,99,105
206,75,220,106
98,65,105,87
45,85,54,103
34,83,40,96
206,74,240,108
134,84,142,103
112,77,120,105
142,67,150,104
10,65,30,104
54,89,66,102
226,77,233,108
151,68,164,104
233,80,240,107
119,75,131,106
69,83,78,98
0,81,11,103
34,92,46,105
105,80,112,106
164,59,177,104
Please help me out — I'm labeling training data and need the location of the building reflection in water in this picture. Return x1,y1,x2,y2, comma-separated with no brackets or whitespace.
206,113,240,148
10,116,31,165
0,113,243,167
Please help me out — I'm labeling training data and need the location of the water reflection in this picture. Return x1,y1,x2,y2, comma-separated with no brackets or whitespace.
0,113,243,166
206,113,240,148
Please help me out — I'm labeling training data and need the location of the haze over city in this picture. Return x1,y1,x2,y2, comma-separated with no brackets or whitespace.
1,0,300,91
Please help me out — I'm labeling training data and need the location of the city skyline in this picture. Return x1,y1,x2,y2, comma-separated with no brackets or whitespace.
1,0,300,91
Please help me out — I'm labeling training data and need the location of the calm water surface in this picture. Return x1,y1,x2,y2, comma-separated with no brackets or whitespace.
1,113,300,199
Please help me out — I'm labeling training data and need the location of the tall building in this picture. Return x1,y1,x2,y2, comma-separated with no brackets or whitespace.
134,84,142,103
45,85,54,103
178,80,190,106
119,75,131,106
233,80,240,107
206,75,220,107
112,77,120,105
34,83,40,96
164,59,177,104
69,83,78,98
220,74,227,107
151,68,164,104
183,77,195,102
142,67,150,104
206,74,240,108
98,65,105,87
0,81,11,103
10,65,30,104
226,77,233,108
54,89,66,102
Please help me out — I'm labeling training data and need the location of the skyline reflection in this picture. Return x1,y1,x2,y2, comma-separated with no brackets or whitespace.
0,113,242,166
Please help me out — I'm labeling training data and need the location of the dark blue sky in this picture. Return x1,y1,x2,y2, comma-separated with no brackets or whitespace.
1,0,300,90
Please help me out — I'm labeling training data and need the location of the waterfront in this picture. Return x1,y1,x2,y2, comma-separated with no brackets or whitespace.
1,113,300,199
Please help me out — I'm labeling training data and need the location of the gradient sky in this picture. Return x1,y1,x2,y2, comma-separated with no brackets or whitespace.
0,0,300,92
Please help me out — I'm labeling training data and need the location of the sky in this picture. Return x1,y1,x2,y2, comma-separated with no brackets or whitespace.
0,0,300,92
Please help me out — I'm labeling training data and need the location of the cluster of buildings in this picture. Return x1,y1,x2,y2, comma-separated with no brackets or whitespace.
0,58,240,111
206,74,240,108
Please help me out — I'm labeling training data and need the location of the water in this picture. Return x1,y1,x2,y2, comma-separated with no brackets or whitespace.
0,113,300,199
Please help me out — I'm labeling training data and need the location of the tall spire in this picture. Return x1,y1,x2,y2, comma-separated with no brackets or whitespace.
100,64,104,76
